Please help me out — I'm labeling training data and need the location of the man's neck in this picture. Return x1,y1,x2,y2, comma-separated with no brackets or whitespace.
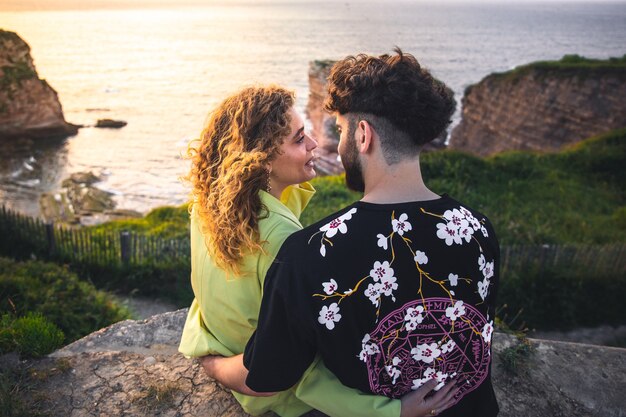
360,159,439,204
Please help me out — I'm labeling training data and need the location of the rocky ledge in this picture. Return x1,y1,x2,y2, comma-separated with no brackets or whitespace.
3,309,620,416
449,55,626,156
0,30,79,140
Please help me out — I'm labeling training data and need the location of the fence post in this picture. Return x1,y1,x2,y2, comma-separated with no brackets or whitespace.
45,223,56,256
120,231,131,266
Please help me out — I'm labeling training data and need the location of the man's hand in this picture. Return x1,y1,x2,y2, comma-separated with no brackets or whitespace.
400,378,460,417
199,354,276,397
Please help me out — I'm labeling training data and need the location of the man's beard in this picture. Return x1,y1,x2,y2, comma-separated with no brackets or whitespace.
341,122,365,193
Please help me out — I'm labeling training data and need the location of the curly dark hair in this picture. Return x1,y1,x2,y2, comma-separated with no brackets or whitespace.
324,48,456,158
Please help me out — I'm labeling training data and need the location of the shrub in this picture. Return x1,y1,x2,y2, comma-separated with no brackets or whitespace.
0,257,130,343
0,313,64,358
498,265,626,330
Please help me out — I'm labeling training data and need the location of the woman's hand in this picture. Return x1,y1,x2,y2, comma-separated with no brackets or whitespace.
399,378,460,417
198,354,276,397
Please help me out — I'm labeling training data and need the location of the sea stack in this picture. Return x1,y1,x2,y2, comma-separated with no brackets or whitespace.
0,30,78,140
449,55,626,156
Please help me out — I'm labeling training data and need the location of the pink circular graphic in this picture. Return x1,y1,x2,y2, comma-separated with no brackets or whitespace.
365,297,491,400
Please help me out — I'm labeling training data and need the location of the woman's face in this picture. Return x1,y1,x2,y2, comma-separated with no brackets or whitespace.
269,108,318,192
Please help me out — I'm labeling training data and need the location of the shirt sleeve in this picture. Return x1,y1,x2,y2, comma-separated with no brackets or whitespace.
244,254,317,392
295,356,401,417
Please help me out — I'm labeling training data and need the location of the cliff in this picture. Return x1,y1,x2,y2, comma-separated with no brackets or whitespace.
0,30,78,140
5,309,622,416
449,55,626,156
306,60,446,175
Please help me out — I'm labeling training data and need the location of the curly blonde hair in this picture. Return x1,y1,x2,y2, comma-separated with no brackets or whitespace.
187,86,295,276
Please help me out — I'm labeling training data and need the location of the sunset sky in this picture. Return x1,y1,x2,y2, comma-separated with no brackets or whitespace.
3,0,625,12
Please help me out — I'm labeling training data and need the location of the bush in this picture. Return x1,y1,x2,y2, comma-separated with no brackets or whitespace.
498,265,626,330
0,313,64,358
0,257,130,343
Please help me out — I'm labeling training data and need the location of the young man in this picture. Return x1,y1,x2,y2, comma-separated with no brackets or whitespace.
207,49,499,417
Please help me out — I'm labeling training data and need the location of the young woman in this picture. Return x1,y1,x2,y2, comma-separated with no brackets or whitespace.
179,86,451,417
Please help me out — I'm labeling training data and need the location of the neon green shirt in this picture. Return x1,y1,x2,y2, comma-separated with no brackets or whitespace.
179,183,400,417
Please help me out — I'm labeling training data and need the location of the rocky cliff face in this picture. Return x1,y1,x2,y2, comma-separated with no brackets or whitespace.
449,61,626,156
4,309,622,417
0,30,78,139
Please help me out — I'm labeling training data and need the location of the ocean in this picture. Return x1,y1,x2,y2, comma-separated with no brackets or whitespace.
2,1,625,216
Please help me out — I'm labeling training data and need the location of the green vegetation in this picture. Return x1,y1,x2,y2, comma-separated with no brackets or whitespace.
305,128,625,245
0,313,64,359
0,257,130,346
489,54,626,82
498,337,535,375
85,204,190,239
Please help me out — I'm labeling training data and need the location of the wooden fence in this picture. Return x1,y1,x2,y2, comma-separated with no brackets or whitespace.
0,205,624,275
0,205,189,267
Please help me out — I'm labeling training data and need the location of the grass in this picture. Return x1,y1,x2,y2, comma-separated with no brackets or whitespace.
89,128,625,246
303,128,626,245
498,337,535,375
486,54,626,85
131,380,182,414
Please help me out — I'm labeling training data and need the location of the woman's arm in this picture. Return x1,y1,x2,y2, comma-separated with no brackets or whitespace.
199,354,275,397
200,354,458,417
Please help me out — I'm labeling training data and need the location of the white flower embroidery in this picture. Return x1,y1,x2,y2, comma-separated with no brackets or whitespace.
319,208,357,238
318,303,342,330
411,342,441,364
445,300,466,321
379,275,398,298
433,371,449,391
392,213,412,236
482,320,494,343
369,261,394,282
477,278,490,300
412,367,437,390
459,224,474,243
441,339,456,353
364,283,383,306
443,209,468,230
478,254,486,271
322,279,338,295
448,273,458,286
320,244,326,257
414,251,428,265
436,222,462,246
376,234,388,250
385,356,402,385
404,306,425,331
483,261,494,280
459,206,473,220
358,334,380,361
481,225,489,237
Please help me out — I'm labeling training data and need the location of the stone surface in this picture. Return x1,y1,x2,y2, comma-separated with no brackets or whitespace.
14,309,614,416
449,65,626,156
0,30,78,139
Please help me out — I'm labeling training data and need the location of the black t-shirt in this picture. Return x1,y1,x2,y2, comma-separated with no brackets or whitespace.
245,195,500,417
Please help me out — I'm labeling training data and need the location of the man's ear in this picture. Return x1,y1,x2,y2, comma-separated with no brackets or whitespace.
357,119,374,154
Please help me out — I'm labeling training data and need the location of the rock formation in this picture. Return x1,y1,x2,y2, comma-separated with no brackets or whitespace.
0,30,78,140
449,56,626,156
306,60,447,175
39,171,142,225
2,309,620,416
